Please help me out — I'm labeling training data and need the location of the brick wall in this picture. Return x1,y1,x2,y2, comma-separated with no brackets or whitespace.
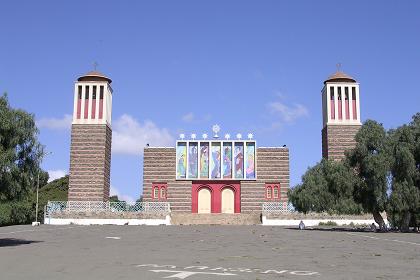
322,124,361,161
241,147,289,213
68,124,112,201
143,147,290,213
143,148,192,212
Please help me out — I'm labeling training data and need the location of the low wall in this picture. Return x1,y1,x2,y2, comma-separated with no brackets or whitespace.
262,212,388,227
45,215,171,226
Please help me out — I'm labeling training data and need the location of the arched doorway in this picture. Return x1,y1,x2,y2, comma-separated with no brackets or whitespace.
198,188,211,213
221,188,235,214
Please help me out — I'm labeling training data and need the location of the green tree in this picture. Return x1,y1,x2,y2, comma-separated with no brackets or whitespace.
0,175,68,226
347,120,389,229
0,93,44,200
387,116,420,231
109,195,120,202
288,159,362,214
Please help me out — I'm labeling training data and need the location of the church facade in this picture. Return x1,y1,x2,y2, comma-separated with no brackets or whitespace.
67,68,362,215
142,141,290,213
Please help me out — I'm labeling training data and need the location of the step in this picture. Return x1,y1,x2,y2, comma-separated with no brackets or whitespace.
170,213,261,225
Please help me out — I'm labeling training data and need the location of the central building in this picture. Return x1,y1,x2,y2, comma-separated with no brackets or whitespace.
143,134,289,214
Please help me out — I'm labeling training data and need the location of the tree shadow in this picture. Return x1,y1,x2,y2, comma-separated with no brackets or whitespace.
285,227,379,233
0,238,42,247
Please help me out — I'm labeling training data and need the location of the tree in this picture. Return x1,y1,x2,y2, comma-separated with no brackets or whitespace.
347,120,389,229
387,116,420,231
288,159,362,214
0,175,68,226
0,93,44,200
109,195,120,202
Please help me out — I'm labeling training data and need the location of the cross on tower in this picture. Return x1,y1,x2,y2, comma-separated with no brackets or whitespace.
336,63,342,72
93,61,99,71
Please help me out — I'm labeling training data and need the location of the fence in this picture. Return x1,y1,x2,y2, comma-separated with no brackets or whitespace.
262,202,296,214
45,201,171,218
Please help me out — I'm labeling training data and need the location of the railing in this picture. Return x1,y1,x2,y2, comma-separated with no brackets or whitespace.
45,201,171,217
262,202,296,214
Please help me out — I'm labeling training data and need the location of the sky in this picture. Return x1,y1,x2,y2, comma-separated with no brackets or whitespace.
1,1,419,203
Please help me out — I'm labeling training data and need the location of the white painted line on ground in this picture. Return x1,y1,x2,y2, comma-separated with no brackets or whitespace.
105,236,121,240
0,226,81,235
346,232,420,246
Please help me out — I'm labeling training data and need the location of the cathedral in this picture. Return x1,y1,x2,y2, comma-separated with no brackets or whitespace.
67,68,361,215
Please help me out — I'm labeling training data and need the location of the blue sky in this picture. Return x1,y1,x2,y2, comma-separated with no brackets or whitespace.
1,1,419,202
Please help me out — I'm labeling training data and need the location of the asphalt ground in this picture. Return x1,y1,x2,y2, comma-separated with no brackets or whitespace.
0,225,419,280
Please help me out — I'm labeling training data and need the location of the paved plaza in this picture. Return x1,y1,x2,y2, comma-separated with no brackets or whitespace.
0,225,418,279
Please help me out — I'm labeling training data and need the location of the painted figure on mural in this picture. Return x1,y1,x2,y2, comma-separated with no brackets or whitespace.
200,145,209,178
189,145,198,178
234,145,244,178
211,150,221,178
178,154,186,178
246,153,255,178
246,145,255,179
223,146,232,178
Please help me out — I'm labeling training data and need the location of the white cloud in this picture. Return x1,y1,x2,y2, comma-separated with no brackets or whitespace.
48,169,67,182
182,112,195,122
110,185,136,204
181,112,211,123
112,114,174,155
37,114,72,130
268,101,309,124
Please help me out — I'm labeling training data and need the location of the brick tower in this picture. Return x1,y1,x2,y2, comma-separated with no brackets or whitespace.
68,71,113,201
321,69,361,161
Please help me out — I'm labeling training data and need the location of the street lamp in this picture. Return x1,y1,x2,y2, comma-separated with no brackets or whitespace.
32,151,52,226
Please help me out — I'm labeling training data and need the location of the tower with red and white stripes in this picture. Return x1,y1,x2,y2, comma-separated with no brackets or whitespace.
68,71,113,201
321,69,362,161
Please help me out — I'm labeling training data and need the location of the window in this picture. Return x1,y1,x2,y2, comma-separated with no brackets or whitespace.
266,183,280,200
85,86,90,99
100,86,104,99
345,87,349,99
330,87,334,100
78,86,82,99
152,183,167,200
92,86,97,99
266,187,272,199
273,187,279,198
153,187,159,199
338,87,342,100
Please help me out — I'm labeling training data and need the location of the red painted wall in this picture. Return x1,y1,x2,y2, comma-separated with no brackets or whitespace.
84,99,89,119
191,181,241,213
345,100,350,120
330,100,335,119
91,100,96,119
352,99,357,120
77,99,81,119
338,100,342,120
99,99,103,119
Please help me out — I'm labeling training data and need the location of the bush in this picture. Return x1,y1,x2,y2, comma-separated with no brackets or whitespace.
318,221,338,226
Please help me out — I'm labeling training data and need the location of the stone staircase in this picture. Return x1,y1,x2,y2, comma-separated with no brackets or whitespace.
170,213,261,225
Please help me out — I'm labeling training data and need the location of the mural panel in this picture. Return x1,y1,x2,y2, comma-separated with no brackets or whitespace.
188,142,198,178
210,142,221,179
176,140,256,180
245,142,256,179
223,142,232,178
234,142,244,179
199,142,209,178
176,142,187,179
